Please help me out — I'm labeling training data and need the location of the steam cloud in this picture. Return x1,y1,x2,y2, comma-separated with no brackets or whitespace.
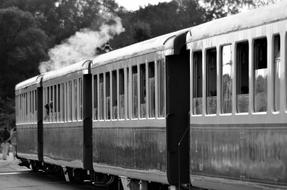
39,16,125,73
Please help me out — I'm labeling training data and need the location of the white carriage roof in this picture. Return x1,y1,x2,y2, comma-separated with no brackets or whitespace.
15,75,40,91
91,28,189,68
187,1,287,42
42,60,88,82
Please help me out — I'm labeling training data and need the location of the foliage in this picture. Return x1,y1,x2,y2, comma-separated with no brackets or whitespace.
0,97,15,130
0,7,48,99
111,0,206,48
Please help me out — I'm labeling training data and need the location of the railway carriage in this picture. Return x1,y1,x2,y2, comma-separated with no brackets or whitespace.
187,2,287,189
15,76,41,164
89,28,190,185
41,61,90,170
14,1,287,189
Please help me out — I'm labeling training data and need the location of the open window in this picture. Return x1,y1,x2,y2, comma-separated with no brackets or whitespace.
157,59,165,117
119,69,125,119
106,72,111,119
273,34,280,111
254,38,267,112
148,62,155,118
132,66,138,118
73,80,78,120
112,70,117,119
221,45,232,113
93,75,98,120
140,64,146,118
69,81,73,121
79,78,83,120
236,41,249,113
99,74,104,120
193,51,202,115
206,48,217,114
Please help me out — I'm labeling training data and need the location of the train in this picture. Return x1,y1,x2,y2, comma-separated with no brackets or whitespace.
15,2,287,190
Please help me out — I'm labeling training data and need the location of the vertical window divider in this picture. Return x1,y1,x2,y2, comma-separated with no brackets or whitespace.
267,35,272,114
232,42,237,114
202,49,207,116
145,60,149,119
137,64,140,119
281,32,286,113
117,69,120,120
249,39,254,114
216,46,221,115
155,60,158,119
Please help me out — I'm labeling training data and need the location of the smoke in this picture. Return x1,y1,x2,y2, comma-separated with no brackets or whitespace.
39,16,125,73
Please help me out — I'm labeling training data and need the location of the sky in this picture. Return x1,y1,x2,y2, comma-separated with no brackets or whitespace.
115,0,173,11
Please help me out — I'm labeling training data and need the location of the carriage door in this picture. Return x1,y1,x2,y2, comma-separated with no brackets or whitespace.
166,32,190,185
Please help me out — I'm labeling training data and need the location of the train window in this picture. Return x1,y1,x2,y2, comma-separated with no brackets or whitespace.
126,67,130,119
119,69,125,119
221,45,232,113
50,86,53,121
65,82,68,121
148,62,155,118
61,83,65,122
254,38,267,112
45,87,49,121
99,74,104,120
25,93,27,122
79,78,83,120
132,66,138,118
35,90,38,112
94,75,98,120
236,41,249,113
157,59,166,117
112,71,117,119
106,72,111,120
69,81,73,121
140,64,146,118
273,34,280,112
74,79,78,121
206,48,217,114
54,85,57,121
193,51,203,115
30,91,33,122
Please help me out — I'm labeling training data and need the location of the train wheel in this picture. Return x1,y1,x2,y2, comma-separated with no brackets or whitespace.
30,161,39,172
66,168,86,183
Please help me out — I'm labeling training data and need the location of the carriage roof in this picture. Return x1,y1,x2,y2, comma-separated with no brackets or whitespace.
91,28,190,68
41,60,89,82
187,1,287,42
15,75,40,91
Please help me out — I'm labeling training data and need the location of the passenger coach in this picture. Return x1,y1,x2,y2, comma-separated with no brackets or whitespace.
188,1,287,189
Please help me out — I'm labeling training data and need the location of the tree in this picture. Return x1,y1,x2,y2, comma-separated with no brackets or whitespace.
0,0,121,46
111,0,205,48
0,7,48,99
198,0,254,19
